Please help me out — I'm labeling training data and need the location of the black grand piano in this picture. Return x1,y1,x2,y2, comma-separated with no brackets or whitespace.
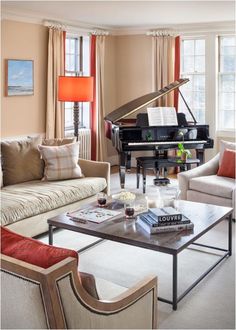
105,78,214,188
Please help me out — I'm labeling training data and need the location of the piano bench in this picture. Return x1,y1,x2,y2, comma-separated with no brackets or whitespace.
136,156,200,194
136,156,169,193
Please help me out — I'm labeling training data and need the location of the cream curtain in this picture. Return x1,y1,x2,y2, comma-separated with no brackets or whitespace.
152,35,175,106
46,28,65,139
95,35,107,161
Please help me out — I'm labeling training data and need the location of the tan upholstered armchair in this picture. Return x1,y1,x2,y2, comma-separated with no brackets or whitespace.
178,153,235,219
1,254,157,329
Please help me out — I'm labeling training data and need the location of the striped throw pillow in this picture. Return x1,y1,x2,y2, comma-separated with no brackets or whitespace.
38,142,83,181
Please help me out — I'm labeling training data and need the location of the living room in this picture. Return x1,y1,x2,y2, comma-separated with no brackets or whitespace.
1,1,235,329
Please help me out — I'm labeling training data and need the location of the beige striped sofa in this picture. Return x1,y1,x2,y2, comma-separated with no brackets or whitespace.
1,136,110,237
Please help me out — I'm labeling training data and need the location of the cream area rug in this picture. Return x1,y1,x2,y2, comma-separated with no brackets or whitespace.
39,171,235,329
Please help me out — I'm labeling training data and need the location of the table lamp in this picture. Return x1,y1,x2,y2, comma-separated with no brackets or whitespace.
58,76,94,140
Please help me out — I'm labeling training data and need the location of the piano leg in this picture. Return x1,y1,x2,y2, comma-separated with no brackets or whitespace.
126,151,131,172
196,149,205,165
119,152,127,189
137,161,140,189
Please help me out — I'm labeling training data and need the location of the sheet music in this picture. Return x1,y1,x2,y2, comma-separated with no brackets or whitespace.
147,107,178,126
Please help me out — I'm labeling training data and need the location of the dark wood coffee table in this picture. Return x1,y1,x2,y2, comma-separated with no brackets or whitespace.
47,200,233,310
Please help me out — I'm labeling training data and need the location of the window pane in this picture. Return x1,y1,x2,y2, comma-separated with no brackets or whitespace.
66,56,70,72
183,56,194,72
194,75,205,91
219,74,235,92
183,40,194,55
219,110,235,129
66,39,70,52
221,46,236,56
69,39,75,53
220,92,235,110
197,110,205,124
221,36,236,47
65,103,73,127
179,38,205,124
195,56,205,72
181,90,192,104
181,75,193,91
194,92,205,109
220,55,236,72
195,40,205,55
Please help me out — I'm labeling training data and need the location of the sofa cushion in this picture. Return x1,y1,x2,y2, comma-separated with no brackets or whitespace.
189,175,235,199
95,277,127,300
219,140,236,165
1,136,43,186
1,177,107,226
1,226,78,268
42,137,76,146
217,149,235,179
38,142,83,181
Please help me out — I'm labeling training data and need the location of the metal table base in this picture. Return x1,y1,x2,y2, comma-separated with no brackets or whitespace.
158,214,232,310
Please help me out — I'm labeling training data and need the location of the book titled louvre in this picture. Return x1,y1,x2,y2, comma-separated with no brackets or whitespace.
148,207,183,223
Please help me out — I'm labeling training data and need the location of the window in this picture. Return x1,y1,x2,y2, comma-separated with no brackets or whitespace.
179,38,205,124
218,36,236,131
65,36,90,130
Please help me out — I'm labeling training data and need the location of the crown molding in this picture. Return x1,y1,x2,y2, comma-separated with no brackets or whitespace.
112,21,235,36
1,10,43,25
1,9,106,32
1,9,235,36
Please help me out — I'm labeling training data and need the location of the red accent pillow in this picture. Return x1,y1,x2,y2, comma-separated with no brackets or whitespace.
1,226,78,269
217,149,236,179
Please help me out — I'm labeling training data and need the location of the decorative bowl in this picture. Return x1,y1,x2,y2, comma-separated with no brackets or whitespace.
112,191,136,204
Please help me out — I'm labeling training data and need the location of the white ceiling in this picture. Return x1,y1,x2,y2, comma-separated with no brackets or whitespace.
1,1,235,31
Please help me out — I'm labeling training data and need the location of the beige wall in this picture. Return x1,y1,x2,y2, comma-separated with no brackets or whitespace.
115,35,153,106
105,35,153,161
1,20,48,137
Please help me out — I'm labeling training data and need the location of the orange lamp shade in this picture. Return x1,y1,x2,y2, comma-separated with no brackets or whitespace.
58,76,94,102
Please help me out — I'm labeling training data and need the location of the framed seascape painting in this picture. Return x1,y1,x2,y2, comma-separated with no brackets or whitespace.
6,59,34,96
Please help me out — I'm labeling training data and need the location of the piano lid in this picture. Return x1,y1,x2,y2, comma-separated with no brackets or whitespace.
105,78,189,123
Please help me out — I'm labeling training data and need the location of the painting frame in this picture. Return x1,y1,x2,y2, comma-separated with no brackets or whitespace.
5,59,34,96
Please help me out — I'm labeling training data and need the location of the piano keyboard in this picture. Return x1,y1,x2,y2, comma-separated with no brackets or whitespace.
128,140,207,146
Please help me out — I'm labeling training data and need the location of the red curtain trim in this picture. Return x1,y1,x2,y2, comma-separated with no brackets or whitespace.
90,35,97,160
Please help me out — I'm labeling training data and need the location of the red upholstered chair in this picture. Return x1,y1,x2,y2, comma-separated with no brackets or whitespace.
1,226,157,329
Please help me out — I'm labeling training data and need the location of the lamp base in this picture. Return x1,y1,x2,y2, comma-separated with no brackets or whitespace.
73,102,80,141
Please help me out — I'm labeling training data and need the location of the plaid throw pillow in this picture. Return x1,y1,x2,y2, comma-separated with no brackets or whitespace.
38,142,83,181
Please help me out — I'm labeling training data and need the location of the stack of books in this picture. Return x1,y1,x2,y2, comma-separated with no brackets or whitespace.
137,207,194,234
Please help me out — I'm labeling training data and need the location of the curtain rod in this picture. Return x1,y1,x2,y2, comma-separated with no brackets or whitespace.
44,20,109,36
147,30,177,37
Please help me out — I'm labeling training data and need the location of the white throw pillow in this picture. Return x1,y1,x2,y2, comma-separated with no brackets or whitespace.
38,142,83,181
219,140,236,165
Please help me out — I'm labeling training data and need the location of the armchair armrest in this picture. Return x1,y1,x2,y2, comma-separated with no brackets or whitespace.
1,255,157,329
178,153,220,200
56,258,157,329
79,158,110,195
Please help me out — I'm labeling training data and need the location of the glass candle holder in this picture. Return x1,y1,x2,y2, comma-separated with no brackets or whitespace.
124,201,135,219
97,192,107,207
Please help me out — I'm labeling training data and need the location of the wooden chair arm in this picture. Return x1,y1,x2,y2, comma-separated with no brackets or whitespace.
1,255,157,329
